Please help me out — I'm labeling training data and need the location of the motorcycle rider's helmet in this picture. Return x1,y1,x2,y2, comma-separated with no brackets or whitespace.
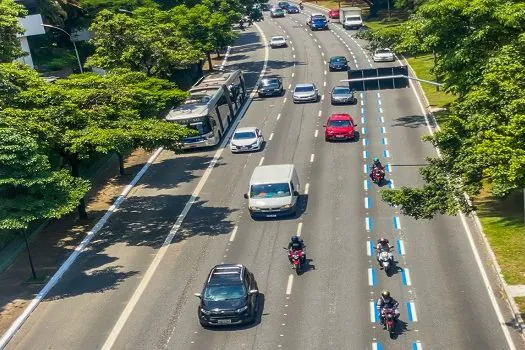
291,236,300,243
378,237,389,244
373,157,380,164
381,290,390,298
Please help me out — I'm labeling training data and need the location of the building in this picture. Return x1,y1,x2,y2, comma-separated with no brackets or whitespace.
15,0,45,68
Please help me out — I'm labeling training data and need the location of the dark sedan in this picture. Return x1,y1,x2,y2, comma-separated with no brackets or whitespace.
330,86,357,105
286,5,299,13
258,78,284,97
329,56,349,71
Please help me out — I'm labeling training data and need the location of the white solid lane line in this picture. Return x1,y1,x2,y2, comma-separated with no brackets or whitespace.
229,226,238,242
286,274,294,295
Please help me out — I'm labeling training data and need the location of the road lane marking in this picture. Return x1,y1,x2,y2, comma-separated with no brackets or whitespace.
321,95,325,101
368,268,376,286
291,72,295,78
380,116,385,123
355,63,359,68
379,107,383,113
304,183,310,195
365,197,371,209
321,52,324,57
324,60,327,65
269,132,274,141
291,47,294,51
286,274,294,295
293,54,296,59
383,149,390,158
324,70,327,75
229,226,238,242
406,302,418,322
397,239,406,255
360,107,364,114
378,100,382,105
388,179,395,189
361,127,366,134
288,84,292,89
363,164,368,174
318,45,321,49
310,154,315,163
386,163,392,172
380,127,386,134
367,241,374,256
364,179,370,191
259,157,265,166
362,138,367,146
402,268,412,286
323,81,327,86
360,99,364,106
393,216,401,230
296,222,303,237
314,130,319,138
370,301,379,322
361,116,365,124
365,217,372,231
412,341,423,350
318,110,322,117
381,137,388,145
372,342,383,350
277,113,281,120
363,150,368,159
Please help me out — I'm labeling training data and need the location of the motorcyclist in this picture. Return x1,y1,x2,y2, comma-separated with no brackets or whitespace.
287,235,306,263
376,290,400,326
370,157,385,180
299,1,304,10
239,18,244,29
375,238,393,269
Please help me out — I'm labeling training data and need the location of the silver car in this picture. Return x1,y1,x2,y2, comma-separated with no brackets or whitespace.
270,36,287,48
372,48,395,62
230,127,264,153
330,86,357,105
292,83,319,103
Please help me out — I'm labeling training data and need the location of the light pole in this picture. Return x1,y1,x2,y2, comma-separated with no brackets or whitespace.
41,24,83,73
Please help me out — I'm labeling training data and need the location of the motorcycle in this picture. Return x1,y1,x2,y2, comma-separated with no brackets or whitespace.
381,307,397,334
370,168,385,184
377,247,394,273
284,247,305,275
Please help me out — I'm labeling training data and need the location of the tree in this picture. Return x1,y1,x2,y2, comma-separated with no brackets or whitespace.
0,0,28,62
0,63,195,217
86,8,202,78
0,126,90,231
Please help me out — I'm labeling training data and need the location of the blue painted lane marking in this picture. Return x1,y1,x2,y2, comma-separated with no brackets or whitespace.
364,179,370,191
365,217,372,231
393,216,401,230
367,240,374,256
401,268,412,286
363,164,368,174
388,179,395,189
363,150,368,159
372,342,383,350
370,300,379,322
361,107,365,114
406,301,418,322
361,127,367,135
381,138,388,145
362,138,368,146
365,197,371,209
383,149,390,158
361,116,365,124
380,127,386,134
380,116,385,123
396,239,405,255
386,163,392,173
368,267,377,286
412,341,423,350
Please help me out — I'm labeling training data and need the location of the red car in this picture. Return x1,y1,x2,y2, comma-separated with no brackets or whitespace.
324,113,356,141
328,9,339,19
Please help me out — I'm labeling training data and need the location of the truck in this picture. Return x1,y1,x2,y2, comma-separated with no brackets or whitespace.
340,7,363,29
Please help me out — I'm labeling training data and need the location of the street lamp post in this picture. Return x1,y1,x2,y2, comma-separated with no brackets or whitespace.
41,24,83,73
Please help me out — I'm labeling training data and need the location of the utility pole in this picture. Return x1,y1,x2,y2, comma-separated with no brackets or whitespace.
22,230,37,280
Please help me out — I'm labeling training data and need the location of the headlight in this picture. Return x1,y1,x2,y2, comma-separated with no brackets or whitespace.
249,206,260,211
281,204,291,209
250,141,258,146
200,308,211,315
236,306,248,313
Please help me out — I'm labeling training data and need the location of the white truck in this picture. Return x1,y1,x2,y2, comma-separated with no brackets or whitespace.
340,7,363,30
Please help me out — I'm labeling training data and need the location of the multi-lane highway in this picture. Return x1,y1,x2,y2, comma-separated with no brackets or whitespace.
3,3,524,350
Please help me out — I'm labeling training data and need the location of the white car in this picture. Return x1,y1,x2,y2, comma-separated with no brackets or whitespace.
270,36,287,48
372,48,395,62
230,127,264,153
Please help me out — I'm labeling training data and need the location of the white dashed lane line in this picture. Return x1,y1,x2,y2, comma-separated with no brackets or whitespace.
229,226,238,242
285,274,294,295
310,154,315,163
296,222,303,237
269,132,274,141
277,113,281,120
259,157,264,166
304,182,310,194
314,130,319,137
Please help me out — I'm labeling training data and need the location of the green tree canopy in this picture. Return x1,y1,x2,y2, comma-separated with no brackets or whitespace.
0,0,28,62
0,126,90,231
86,8,202,77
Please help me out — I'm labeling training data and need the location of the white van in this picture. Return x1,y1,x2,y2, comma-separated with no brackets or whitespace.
244,164,300,218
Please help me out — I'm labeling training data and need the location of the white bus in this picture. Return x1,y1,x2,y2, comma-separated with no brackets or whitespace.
166,70,247,149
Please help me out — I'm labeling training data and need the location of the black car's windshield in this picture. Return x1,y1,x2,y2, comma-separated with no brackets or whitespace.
251,183,291,198
203,285,245,301
333,87,351,95
331,57,346,63
295,86,314,92
262,82,279,89
328,120,351,127
233,132,256,139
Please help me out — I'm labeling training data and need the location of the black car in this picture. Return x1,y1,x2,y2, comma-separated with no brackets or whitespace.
329,56,349,71
195,264,259,327
278,1,291,9
286,5,299,13
330,86,357,105
258,77,284,97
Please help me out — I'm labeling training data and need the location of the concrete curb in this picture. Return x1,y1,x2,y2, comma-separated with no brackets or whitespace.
300,0,525,336
404,59,524,334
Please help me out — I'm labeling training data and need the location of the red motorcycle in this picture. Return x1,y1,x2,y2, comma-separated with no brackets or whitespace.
284,248,305,275
371,168,385,184
381,307,396,334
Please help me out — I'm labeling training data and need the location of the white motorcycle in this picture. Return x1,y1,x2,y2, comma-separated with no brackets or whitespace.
377,247,395,274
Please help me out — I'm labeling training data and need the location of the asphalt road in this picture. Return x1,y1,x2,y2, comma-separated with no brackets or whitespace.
4,4,525,350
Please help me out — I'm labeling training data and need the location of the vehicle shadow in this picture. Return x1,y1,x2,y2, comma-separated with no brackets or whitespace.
390,318,409,339
391,115,427,129
300,258,316,275
386,263,402,277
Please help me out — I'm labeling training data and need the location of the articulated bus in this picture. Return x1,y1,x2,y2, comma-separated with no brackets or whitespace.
166,70,247,149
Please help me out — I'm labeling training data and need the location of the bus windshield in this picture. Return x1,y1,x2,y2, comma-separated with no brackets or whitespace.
186,120,212,135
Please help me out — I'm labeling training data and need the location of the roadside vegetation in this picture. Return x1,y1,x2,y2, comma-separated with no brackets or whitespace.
0,0,264,249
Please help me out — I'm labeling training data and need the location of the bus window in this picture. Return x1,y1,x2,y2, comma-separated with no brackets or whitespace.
186,119,212,135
